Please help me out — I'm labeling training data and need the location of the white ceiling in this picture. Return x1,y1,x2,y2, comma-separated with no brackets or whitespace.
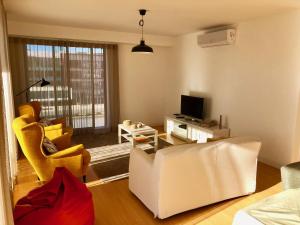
3,0,300,36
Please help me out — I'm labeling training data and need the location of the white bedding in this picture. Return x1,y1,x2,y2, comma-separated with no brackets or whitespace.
233,210,263,225
233,188,300,225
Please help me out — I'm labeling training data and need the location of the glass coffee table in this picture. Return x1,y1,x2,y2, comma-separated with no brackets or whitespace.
118,124,158,149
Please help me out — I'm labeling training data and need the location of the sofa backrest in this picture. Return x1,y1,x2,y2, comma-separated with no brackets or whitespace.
152,137,261,217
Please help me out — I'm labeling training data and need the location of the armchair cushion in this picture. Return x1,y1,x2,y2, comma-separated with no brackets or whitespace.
43,123,64,140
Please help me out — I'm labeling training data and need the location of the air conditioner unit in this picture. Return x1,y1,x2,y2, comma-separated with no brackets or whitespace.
198,29,236,48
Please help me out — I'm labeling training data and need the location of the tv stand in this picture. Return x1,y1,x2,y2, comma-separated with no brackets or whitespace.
164,115,230,143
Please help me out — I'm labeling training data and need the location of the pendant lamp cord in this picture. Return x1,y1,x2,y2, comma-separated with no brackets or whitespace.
139,15,144,41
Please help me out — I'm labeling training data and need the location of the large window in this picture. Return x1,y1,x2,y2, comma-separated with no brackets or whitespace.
26,43,106,129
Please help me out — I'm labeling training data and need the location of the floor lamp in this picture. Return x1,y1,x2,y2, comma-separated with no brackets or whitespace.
15,78,50,97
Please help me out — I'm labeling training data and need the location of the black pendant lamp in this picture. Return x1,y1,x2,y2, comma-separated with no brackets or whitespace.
132,9,153,54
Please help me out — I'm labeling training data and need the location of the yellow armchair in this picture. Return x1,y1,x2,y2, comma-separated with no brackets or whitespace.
18,101,73,140
13,115,90,182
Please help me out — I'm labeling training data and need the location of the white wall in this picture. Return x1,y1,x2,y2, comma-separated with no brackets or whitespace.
7,21,174,47
7,21,175,126
118,44,171,125
9,12,300,167
167,11,300,167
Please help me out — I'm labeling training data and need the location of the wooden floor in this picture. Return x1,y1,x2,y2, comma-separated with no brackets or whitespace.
13,158,281,225
89,162,281,225
13,127,282,224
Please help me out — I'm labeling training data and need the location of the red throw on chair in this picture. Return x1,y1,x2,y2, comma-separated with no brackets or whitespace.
14,167,94,225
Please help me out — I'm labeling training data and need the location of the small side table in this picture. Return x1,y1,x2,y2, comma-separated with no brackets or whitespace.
118,124,158,148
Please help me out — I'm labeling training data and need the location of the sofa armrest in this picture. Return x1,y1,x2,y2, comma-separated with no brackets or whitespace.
129,148,154,180
129,148,156,213
49,154,84,178
130,148,154,166
48,144,84,158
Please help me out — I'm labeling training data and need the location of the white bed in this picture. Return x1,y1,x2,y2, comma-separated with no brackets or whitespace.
233,210,264,225
232,188,300,225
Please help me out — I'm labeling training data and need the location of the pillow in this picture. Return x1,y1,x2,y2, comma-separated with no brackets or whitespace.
39,119,53,127
42,137,58,155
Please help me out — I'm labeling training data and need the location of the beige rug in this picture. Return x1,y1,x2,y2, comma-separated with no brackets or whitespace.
86,142,154,184
87,142,153,164
86,140,171,185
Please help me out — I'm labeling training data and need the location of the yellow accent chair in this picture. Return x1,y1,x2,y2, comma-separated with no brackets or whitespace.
18,101,73,140
13,114,91,182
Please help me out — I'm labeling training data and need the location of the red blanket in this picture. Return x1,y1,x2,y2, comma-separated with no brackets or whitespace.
14,167,94,225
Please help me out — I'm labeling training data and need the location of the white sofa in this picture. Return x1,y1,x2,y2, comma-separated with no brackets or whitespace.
129,137,261,219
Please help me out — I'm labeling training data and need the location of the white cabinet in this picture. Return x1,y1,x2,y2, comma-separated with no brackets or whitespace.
164,115,230,143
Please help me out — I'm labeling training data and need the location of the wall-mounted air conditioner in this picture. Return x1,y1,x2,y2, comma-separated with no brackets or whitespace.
198,28,236,48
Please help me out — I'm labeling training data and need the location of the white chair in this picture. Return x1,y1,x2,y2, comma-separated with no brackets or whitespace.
129,137,261,219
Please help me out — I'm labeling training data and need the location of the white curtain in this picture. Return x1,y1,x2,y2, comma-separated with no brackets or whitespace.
9,38,120,134
0,0,15,224
0,3,17,187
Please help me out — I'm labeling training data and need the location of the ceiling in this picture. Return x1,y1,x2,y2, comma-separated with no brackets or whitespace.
3,0,300,36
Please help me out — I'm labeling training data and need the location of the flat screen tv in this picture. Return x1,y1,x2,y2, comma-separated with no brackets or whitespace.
180,95,204,119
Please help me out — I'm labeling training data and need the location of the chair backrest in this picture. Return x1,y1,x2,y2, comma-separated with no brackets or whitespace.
30,101,42,120
13,114,47,179
18,101,41,122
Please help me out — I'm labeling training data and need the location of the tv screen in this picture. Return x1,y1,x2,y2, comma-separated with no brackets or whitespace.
180,95,204,119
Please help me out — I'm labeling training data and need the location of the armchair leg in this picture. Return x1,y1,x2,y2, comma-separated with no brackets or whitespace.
83,175,87,183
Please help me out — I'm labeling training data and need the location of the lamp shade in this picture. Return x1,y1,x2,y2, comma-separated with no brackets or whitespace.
41,78,50,87
131,40,153,54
